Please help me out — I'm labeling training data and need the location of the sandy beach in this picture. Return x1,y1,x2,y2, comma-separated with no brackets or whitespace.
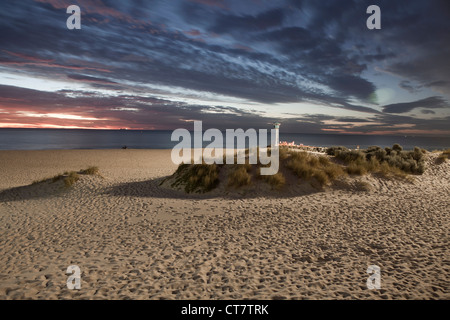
0,149,448,300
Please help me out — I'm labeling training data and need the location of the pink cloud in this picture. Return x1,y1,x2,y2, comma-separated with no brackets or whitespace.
34,0,152,26
184,29,202,36
233,44,253,52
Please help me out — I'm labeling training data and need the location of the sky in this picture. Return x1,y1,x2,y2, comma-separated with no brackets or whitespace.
0,0,449,135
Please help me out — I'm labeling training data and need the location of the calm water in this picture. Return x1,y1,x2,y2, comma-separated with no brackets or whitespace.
0,129,449,151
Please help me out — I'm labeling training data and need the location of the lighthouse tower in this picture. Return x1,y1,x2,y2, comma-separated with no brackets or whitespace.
273,122,281,147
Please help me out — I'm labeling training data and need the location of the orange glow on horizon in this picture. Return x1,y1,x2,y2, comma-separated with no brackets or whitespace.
0,123,129,130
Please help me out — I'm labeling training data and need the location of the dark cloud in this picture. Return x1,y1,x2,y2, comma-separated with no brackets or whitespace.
189,0,228,10
334,118,372,123
325,75,376,101
260,27,319,53
382,97,449,114
0,0,379,107
399,81,419,94
210,8,285,34
0,0,449,135
378,1,450,95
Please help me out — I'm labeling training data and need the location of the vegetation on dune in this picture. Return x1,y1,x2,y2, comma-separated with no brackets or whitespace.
227,165,252,188
170,147,342,192
354,180,372,192
171,163,220,193
63,171,80,187
168,144,428,193
79,166,100,175
436,149,450,164
256,166,286,190
31,166,100,188
286,151,345,187
261,172,286,190
326,144,426,176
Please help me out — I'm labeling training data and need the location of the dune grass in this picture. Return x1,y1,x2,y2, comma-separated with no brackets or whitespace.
63,172,80,187
256,166,286,190
171,163,220,193
261,172,286,190
354,180,372,192
31,166,100,188
436,149,450,164
79,166,100,175
227,165,252,188
286,151,345,187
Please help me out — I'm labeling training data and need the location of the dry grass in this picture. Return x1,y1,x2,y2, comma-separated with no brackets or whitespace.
286,151,345,187
227,165,252,188
63,172,80,187
346,161,368,176
343,156,409,180
31,167,100,188
79,166,100,175
171,163,220,193
279,147,290,160
257,169,286,190
354,180,372,192
31,177,51,185
436,149,450,164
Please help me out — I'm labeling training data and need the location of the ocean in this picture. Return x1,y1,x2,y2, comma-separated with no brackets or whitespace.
0,128,449,151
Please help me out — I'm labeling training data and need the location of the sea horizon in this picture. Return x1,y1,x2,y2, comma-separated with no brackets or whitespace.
0,127,449,151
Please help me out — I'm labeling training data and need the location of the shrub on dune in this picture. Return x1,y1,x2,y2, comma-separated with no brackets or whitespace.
64,171,80,187
326,146,348,156
312,170,329,187
392,143,403,152
286,153,315,180
328,144,426,175
172,163,220,193
346,162,368,176
323,164,345,180
258,171,286,190
80,166,100,175
318,155,330,166
227,165,252,188
286,151,345,185
340,150,366,163
279,146,290,160
436,149,450,164
31,166,100,188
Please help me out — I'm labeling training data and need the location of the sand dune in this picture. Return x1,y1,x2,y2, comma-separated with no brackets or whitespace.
0,149,448,299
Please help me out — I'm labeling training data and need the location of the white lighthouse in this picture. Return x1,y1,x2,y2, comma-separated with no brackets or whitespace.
273,122,281,147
